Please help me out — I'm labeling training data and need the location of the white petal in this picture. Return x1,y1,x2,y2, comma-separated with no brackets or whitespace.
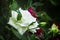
29,22,39,29
17,20,29,27
18,27,27,35
30,27,40,33
30,28,37,33
8,17,18,29
11,10,18,19
19,8,36,25
8,18,27,35
8,8,38,35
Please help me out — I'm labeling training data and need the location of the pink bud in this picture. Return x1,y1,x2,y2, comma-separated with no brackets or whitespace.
56,38,59,40
28,7,38,18
36,29,43,40
36,28,42,35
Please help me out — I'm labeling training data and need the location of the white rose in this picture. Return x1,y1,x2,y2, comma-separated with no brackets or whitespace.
8,8,39,35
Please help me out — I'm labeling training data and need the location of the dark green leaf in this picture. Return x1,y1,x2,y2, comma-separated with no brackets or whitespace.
50,0,57,6
9,0,19,10
0,35,4,40
17,12,22,20
11,28,22,40
16,0,32,10
33,2,43,7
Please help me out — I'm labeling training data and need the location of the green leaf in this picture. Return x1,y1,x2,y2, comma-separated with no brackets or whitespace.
17,12,22,20
38,11,52,22
33,2,43,7
17,0,32,10
30,34,39,40
21,32,39,40
11,27,22,40
9,0,19,10
50,0,57,6
0,35,4,40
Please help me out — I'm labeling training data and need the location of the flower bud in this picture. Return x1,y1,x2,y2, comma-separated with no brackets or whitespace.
28,7,38,18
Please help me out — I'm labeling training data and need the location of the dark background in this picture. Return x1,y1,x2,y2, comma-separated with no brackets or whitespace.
0,0,60,40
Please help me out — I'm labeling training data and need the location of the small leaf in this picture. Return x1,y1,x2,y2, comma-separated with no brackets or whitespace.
30,34,39,40
9,0,19,10
38,12,52,22
11,27,22,39
17,12,22,20
50,0,57,6
0,35,4,40
33,2,43,7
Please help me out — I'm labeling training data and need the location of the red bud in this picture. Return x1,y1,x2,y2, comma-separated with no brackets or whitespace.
28,7,38,18
36,29,42,35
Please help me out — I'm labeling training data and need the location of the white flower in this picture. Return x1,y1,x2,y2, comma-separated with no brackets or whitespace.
29,22,39,33
8,8,39,35
19,8,36,26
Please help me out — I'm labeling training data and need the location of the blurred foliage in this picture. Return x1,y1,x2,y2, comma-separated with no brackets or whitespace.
9,0,19,10
0,0,60,40
0,35,4,40
16,0,32,9
50,0,58,6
